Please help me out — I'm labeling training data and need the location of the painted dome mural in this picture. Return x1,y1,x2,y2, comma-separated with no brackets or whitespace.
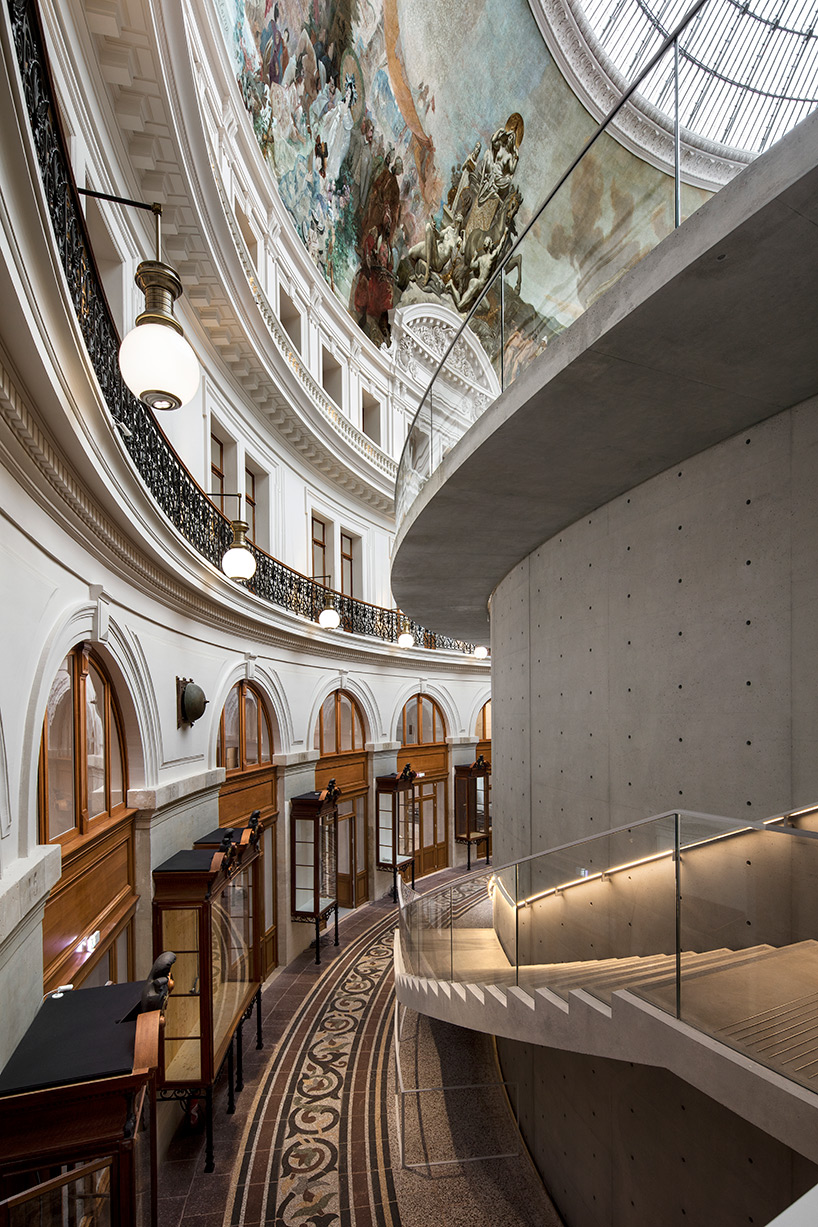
215,0,710,357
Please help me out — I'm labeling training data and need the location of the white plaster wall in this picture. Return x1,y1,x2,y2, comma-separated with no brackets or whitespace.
492,401,818,868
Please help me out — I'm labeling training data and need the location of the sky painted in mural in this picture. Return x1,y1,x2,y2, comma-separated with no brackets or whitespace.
214,0,709,354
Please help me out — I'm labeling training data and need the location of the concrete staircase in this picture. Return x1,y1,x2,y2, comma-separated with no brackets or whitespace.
393,928,818,1165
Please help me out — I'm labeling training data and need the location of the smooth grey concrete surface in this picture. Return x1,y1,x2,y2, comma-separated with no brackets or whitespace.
392,109,818,645
497,1038,818,1227
491,404,818,861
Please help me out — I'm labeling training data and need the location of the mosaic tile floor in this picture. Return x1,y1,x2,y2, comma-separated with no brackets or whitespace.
157,872,561,1227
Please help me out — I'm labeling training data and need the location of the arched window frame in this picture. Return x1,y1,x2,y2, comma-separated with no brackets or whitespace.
38,643,128,849
397,695,447,746
313,690,366,756
216,680,275,772
475,699,492,741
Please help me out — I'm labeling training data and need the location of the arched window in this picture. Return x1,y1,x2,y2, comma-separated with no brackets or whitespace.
216,681,274,771
216,681,278,977
313,690,365,756
314,691,368,908
474,699,491,743
396,695,448,877
38,645,127,846
38,644,136,993
396,695,446,745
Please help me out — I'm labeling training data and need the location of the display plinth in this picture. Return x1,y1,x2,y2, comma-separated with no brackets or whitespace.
291,781,340,964
152,835,261,1171
376,764,417,900
454,755,492,870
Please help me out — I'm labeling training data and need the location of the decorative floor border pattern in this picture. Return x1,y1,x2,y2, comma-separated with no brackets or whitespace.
226,910,401,1227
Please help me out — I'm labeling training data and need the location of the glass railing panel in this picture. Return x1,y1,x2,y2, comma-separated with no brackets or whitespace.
406,885,454,982
449,870,503,984
395,11,720,531
658,817,818,1093
513,817,679,996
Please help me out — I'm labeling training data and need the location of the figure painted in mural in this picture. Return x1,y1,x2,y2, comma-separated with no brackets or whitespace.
347,114,374,219
320,73,357,186
407,212,463,287
449,234,503,312
362,154,402,247
449,141,481,219
353,223,394,344
450,186,522,305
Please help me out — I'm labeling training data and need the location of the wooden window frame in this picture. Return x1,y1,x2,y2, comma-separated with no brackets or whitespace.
38,645,129,850
311,514,327,583
211,432,225,513
217,680,275,774
399,695,447,746
340,532,354,598
315,690,365,757
245,467,257,542
475,699,491,741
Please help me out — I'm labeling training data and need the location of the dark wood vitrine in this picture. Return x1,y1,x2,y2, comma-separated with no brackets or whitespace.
152,834,262,1171
0,982,160,1225
454,755,492,870
376,764,417,899
291,782,340,963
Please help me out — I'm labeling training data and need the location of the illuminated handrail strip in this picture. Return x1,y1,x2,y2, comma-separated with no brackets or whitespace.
404,804,818,915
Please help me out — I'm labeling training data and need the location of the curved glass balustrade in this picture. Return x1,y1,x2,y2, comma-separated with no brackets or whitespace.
399,806,818,1093
396,0,718,529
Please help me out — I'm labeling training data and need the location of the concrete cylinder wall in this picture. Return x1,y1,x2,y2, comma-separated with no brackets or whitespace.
490,398,818,1227
491,398,818,869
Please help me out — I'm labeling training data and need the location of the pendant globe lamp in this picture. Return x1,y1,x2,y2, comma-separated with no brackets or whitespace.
112,198,199,411
222,518,257,581
397,615,415,649
314,574,341,629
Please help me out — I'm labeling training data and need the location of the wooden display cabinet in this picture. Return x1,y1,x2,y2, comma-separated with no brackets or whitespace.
454,755,492,870
0,982,160,1226
291,781,340,964
376,764,417,899
152,836,261,1171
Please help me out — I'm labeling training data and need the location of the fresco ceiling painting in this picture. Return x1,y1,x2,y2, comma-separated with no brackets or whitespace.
215,0,711,362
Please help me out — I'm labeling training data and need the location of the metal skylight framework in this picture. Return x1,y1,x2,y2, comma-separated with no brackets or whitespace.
578,0,818,152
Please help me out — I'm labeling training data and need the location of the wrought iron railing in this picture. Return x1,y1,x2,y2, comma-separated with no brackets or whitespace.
8,0,473,654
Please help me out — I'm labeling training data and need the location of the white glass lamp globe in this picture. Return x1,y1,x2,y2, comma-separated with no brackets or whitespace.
318,607,341,629
119,322,200,411
222,544,256,581
221,520,256,580
397,631,415,649
474,645,489,659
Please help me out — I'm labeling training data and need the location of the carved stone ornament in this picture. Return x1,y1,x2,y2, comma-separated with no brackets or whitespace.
526,0,752,190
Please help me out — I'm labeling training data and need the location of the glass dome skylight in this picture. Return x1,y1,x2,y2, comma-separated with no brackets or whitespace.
577,0,818,153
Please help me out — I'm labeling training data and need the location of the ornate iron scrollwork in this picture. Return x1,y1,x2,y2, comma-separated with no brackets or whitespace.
8,0,473,654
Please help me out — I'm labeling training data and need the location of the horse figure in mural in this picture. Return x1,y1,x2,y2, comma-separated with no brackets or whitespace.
449,187,523,306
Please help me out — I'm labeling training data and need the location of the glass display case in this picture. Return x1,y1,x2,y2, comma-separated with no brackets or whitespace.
152,835,261,1171
291,781,340,963
454,754,492,870
0,981,160,1226
376,764,417,899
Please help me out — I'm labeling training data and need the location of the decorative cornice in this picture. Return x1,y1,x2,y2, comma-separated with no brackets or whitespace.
528,0,753,190
0,355,481,674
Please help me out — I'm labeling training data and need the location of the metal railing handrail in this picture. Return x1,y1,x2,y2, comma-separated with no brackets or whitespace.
7,0,474,654
396,0,710,508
